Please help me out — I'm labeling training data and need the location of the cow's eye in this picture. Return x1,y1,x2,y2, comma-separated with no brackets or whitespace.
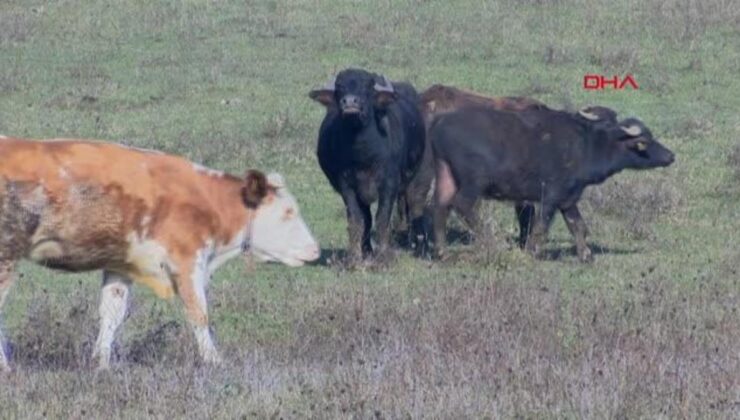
282,208,295,221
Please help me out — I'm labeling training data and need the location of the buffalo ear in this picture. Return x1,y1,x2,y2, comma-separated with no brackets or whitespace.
309,76,337,107
309,89,335,107
374,75,397,108
375,90,398,108
242,170,269,209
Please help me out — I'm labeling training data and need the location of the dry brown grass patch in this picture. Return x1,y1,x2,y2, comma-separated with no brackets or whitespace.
727,143,740,182
583,175,681,240
1,272,738,418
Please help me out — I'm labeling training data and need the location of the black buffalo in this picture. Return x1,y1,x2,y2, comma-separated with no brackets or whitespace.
512,106,619,249
429,106,675,262
309,68,431,261
417,84,619,249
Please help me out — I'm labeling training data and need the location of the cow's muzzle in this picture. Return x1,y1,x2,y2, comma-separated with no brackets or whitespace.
340,95,362,115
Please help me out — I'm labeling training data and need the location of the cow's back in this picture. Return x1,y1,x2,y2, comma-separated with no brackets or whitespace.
0,138,231,283
0,138,203,204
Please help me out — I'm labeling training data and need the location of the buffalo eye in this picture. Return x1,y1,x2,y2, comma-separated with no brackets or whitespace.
628,140,650,157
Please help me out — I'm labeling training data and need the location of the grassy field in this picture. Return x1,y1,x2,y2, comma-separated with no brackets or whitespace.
0,0,739,418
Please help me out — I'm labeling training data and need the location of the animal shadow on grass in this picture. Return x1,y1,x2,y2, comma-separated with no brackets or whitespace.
438,231,638,263
10,287,96,370
314,228,475,268
125,320,195,367
317,248,396,271
392,228,473,248
538,242,637,261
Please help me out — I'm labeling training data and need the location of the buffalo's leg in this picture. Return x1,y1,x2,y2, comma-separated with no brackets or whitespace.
515,202,535,249
92,271,131,370
394,195,408,235
432,202,451,259
407,199,430,257
0,261,16,372
340,187,370,261
561,204,593,262
432,160,457,258
359,202,372,256
525,204,557,258
405,163,434,257
374,180,399,259
453,187,483,241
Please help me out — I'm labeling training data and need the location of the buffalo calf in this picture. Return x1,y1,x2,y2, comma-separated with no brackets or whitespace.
419,84,621,249
430,107,674,261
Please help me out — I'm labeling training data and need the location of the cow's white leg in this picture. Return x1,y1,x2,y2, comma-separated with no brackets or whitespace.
180,251,221,365
0,261,16,372
92,271,131,370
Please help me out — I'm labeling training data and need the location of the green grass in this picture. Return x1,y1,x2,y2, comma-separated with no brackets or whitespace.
0,0,739,418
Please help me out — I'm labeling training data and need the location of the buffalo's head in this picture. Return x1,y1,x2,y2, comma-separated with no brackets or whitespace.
309,68,397,126
601,118,675,169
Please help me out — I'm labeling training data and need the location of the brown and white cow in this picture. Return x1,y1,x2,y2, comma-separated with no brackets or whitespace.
0,136,320,371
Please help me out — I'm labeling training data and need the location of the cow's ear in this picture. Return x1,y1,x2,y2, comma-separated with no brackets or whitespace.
242,170,269,209
309,89,334,107
374,75,397,108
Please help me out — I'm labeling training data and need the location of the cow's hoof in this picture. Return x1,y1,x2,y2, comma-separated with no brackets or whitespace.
578,247,594,263
94,363,112,373
202,352,223,366
414,247,431,260
524,243,542,259
431,249,449,262
372,250,396,268
412,236,431,259
344,255,370,271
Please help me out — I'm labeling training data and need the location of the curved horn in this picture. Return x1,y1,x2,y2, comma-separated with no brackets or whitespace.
578,108,600,121
374,75,394,93
621,124,642,136
322,75,336,91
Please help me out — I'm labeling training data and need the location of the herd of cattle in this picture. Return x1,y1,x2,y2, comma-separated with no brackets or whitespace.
0,67,674,370
310,68,674,263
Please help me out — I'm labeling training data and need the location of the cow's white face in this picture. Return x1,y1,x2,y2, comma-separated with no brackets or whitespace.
249,173,320,267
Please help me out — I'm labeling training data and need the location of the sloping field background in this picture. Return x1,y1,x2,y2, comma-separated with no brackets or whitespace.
0,0,738,417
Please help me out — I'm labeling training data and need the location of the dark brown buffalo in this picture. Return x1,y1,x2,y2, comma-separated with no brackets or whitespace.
419,84,546,129
429,106,674,262
418,84,619,251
